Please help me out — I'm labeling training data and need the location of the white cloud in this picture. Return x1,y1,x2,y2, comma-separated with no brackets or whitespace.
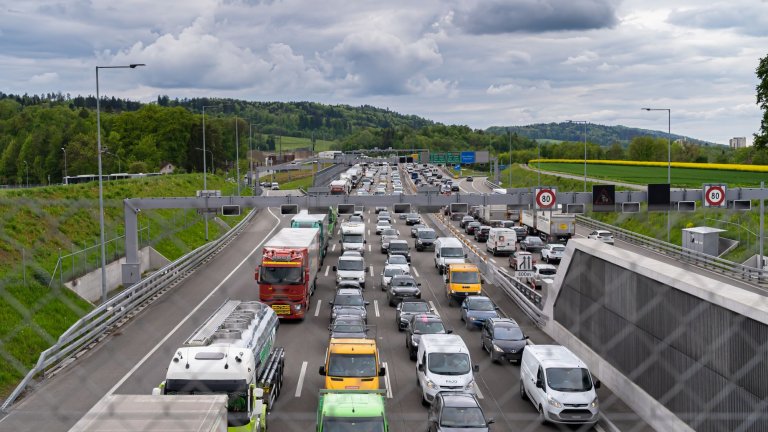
29,72,59,84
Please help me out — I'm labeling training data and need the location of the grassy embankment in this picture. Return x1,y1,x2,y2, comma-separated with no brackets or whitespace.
276,136,336,152
0,174,246,398
498,164,765,264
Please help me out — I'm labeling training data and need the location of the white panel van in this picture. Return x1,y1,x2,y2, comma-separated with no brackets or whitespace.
433,237,466,275
520,345,600,426
486,228,516,256
416,334,479,406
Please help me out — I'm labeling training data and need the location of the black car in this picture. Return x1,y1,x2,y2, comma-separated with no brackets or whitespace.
388,239,411,262
466,176,473,182
511,226,528,240
411,223,427,238
474,226,491,242
427,392,494,432
387,274,421,306
465,221,482,235
330,288,369,323
415,228,437,251
329,315,368,339
405,213,421,225
520,235,546,252
395,299,433,330
480,318,528,363
459,215,475,229
405,313,451,360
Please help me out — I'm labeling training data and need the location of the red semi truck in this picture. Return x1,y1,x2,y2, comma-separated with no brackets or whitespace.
257,227,321,320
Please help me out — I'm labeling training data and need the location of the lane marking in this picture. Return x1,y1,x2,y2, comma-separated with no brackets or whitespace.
374,300,380,317
595,425,606,432
105,207,282,397
383,361,393,398
324,265,330,277
489,258,497,264
314,300,322,317
295,361,308,397
368,244,371,252
368,229,371,236
369,266,374,277
429,301,439,316
474,382,485,399
412,267,420,277
332,243,336,252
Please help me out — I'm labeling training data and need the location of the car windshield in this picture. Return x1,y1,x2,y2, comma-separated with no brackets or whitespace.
334,294,364,306
378,222,391,227
327,353,377,377
260,266,303,284
382,229,398,236
468,299,495,311
440,407,486,428
331,321,366,334
546,367,594,392
452,272,479,284
527,237,544,245
407,213,419,219
342,234,363,243
418,231,436,239
388,256,407,265
322,417,385,432
384,268,406,277
389,243,408,251
349,216,363,222
494,325,524,341
551,246,565,252
428,353,470,375
338,260,364,271
599,232,613,238
441,247,464,258
539,268,557,276
392,277,417,287
412,320,445,334
402,302,430,312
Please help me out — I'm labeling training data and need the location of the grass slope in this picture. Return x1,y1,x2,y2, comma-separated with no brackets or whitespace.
276,136,336,152
0,173,243,398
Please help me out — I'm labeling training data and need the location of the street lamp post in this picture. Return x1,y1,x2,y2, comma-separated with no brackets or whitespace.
249,123,257,190
568,120,588,191
61,147,67,184
642,107,672,243
234,116,240,197
96,63,145,303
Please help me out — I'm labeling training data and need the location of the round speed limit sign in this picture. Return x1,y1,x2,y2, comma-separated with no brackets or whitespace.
703,184,726,207
535,188,556,209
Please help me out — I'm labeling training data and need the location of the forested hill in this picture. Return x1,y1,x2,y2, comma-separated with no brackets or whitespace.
486,122,721,147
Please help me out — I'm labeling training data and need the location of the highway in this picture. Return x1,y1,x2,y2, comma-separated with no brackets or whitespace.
0,165,654,432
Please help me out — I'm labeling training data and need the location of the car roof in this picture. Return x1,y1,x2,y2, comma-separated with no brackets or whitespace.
338,255,363,262
410,313,442,322
400,298,428,305
465,296,493,304
391,274,416,281
534,263,557,270
439,392,481,408
390,239,408,244
335,288,363,295
488,317,519,327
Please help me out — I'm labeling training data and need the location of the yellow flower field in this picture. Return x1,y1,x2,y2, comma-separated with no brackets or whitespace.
528,159,768,173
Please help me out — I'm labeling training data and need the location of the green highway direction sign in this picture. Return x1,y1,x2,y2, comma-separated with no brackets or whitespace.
429,152,461,164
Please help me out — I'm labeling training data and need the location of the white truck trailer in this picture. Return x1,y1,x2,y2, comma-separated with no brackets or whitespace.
154,300,285,431
521,210,575,243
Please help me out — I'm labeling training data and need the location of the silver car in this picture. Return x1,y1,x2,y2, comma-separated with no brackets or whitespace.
381,265,410,291
380,228,399,253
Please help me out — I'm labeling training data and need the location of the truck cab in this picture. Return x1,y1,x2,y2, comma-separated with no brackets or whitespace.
340,222,366,255
317,390,388,432
444,263,482,305
319,338,386,391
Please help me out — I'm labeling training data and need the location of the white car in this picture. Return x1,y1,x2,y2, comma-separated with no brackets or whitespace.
380,265,410,291
528,263,557,288
376,221,392,235
587,230,615,245
385,254,410,273
540,244,566,263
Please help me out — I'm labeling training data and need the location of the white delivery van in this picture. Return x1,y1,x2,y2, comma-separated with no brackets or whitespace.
486,228,516,256
520,345,600,426
433,237,466,275
416,334,479,405
340,222,366,255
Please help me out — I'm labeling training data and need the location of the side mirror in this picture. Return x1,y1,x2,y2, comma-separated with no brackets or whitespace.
487,419,496,425
446,329,453,334
594,379,601,389
418,363,425,372
436,253,440,258
328,301,334,305
318,366,326,376
495,306,500,310
378,366,386,376
473,364,480,373
332,266,337,271
417,283,422,286
339,239,342,243
365,301,370,306
524,335,530,339
464,253,468,258
254,267,260,282
151,387,162,396
364,240,367,244
536,379,544,389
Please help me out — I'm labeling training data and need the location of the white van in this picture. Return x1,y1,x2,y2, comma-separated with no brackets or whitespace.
433,237,466,275
486,228,516,256
520,345,600,426
416,334,478,405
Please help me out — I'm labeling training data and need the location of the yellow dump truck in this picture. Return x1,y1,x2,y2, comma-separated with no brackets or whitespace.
318,338,386,391
445,263,482,306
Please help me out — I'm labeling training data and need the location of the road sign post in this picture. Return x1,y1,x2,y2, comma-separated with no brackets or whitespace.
514,251,534,279
534,188,557,210
703,184,727,208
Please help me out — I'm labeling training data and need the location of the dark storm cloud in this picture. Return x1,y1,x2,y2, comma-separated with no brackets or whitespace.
457,0,618,34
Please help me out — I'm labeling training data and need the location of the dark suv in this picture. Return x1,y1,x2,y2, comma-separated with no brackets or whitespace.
405,213,422,225
405,313,451,360
474,226,491,242
427,392,494,432
415,228,437,251
480,318,528,363
388,240,411,262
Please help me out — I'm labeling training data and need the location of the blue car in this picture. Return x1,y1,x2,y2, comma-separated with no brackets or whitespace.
460,296,500,329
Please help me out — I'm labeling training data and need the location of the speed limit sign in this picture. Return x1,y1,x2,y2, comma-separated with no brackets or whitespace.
703,184,726,208
535,188,557,209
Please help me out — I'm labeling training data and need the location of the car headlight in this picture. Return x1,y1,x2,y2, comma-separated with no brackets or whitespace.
493,344,503,352
411,335,418,345
464,379,475,390
359,276,365,282
293,304,302,311
591,397,599,408
425,379,437,389
547,394,562,408
467,316,476,321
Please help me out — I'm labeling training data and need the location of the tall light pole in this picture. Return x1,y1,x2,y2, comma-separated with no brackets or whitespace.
249,123,257,190
61,147,67,184
23,160,29,187
96,63,145,303
507,129,512,187
234,116,240,196
201,105,221,241
568,120,588,191
642,107,672,243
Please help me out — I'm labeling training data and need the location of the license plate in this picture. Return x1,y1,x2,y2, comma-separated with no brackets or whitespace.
271,304,291,315
515,271,534,278
345,386,359,390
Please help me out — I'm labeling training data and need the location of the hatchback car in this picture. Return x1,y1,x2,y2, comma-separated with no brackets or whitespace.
375,220,392,235
395,299,434,330
329,288,369,323
474,226,491,242
588,229,615,245
460,296,500,329
459,215,475,229
387,239,411,262
405,213,422,225
404,313,451,360
380,228,399,253
540,243,566,263
465,221,482,235
387,274,422,306
385,254,410,273
480,318,528,363
415,228,437,251
329,315,368,339
411,223,427,238
378,212,393,223
427,392,494,432
519,235,546,252
380,265,409,291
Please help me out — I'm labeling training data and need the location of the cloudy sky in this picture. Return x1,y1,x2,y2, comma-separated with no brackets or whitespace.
3,0,767,145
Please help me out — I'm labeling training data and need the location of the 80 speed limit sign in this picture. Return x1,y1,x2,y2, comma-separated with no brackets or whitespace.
535,188,557,209
703,184,726,207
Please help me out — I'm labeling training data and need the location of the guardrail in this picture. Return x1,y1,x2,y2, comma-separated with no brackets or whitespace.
575,215,768,286
428,213,547,327
484,179,502,190
1,209,259,412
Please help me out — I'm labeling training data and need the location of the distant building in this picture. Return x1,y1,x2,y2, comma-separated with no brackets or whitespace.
159,163,175,174
729,137,747,149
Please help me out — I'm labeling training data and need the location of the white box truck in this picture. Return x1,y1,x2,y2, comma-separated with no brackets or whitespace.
521,210,575,243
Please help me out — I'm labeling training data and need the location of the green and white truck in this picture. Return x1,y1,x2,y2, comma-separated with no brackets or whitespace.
316,390,388,432
291,208,337,262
